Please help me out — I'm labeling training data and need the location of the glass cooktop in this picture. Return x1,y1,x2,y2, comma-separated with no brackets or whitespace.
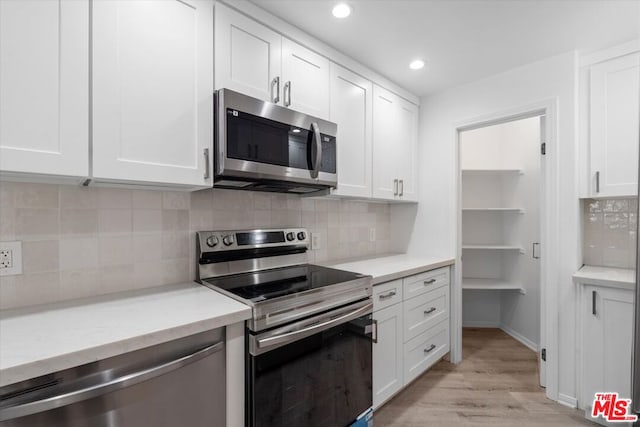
203,264,366,302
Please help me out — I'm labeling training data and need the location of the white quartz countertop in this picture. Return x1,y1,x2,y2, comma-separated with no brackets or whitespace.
0,282,251,387
572,265,636,291
327,254,455,285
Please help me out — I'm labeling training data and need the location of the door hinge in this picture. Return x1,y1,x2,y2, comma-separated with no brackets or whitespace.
540,142,546,155
541,348,546,361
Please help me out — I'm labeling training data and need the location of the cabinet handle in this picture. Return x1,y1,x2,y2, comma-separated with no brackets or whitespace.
424,344,436,354
424,307,436,315
203,148,210,179
372,319,378,343
378,291,397,300
271,77,280,104
595,171,600,193
284,81,291,107
592,290,597,316
393,179,399,195
532,242,540,259
423,278,436,285
399,179,404,196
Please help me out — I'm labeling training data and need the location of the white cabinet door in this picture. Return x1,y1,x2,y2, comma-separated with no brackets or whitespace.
396,97,419,202
0,0,88,179
372,85,399,200
281,38,330,120
92,0,213,188
329,63,372,198
214,3,281,103
373,303,404,409
372,85,419,201
590,53,640,197
582,285,634,425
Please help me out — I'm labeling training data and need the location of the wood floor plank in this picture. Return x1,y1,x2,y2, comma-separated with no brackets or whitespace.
374,328,596,427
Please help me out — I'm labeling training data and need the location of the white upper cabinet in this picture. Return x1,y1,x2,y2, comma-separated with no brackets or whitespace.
372,85,399,200
329,63,372,198
589,52,640,197
0,0,88,179
214,3,330,120
92,0,214,188
215,4,281,103
372,85,419,201
281,38,330,119
395,97,419,202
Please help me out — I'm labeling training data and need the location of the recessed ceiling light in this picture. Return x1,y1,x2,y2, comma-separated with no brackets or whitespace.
409,59,425,70
332,3,351,19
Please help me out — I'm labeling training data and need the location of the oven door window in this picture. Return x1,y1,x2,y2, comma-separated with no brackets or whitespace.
248,314,372,427
226,109,336,174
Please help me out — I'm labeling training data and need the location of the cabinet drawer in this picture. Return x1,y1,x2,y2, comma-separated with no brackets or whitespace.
403,285,449,342
373,279,403,311
403,319,449,385
403,267,450,300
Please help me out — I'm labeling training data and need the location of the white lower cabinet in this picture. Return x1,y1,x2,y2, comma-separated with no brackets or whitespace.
403,319,449,385
373,303,403,409
579,284,634,426
372,267,451,409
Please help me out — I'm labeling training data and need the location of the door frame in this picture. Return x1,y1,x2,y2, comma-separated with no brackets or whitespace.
450,98,560,401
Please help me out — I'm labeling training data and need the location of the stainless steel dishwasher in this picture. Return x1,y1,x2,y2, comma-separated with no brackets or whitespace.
0,328,226,427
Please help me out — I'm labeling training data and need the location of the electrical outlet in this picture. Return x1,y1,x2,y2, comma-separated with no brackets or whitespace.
311,233,320,250
0,249,12,269
369,228,376,242
0,241,22,276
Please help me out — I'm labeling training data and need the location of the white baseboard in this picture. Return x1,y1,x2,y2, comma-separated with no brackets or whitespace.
499,324,538,352
462,321,500,328
557,393,578,409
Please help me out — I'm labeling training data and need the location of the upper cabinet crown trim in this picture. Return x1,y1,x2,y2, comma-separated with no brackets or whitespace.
216,0,419,106
579,38,640,68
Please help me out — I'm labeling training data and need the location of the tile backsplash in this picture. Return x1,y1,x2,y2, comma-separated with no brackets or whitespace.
0,182,391,310
583,198,637,269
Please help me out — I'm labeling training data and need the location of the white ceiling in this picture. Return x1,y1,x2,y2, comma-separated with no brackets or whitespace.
250,0,640,96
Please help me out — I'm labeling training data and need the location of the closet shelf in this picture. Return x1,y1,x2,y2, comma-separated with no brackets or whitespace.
462,208,524,213
462,278,525,293
462,245,524,252
461,168,523,175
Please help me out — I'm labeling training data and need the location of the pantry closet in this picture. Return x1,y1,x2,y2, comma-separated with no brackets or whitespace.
459,116,543,355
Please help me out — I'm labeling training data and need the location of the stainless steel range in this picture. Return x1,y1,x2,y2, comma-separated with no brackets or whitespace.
197,228,374,427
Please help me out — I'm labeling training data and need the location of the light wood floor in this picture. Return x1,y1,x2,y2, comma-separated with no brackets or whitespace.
375,328,596,426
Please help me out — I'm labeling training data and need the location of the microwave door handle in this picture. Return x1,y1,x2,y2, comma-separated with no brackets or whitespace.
311,122,322,179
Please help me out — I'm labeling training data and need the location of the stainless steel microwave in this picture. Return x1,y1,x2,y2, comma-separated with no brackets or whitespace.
214,89,338,194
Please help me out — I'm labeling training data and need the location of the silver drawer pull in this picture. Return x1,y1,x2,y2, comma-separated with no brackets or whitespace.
424,344,436,354
379,291,397,300
424,307,436,315
423,279,436,285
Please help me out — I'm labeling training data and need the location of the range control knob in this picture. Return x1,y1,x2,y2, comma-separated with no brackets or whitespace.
297,232,306,241
222,235,235,246
286,232,295,242
206,235,219,248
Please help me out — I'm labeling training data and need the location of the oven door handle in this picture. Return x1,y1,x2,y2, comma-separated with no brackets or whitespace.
256,302,373,350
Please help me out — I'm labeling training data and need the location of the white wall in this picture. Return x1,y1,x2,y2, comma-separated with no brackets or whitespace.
391,51,580,401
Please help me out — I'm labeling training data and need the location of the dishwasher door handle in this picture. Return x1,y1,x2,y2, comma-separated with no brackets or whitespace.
0,341,224,422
